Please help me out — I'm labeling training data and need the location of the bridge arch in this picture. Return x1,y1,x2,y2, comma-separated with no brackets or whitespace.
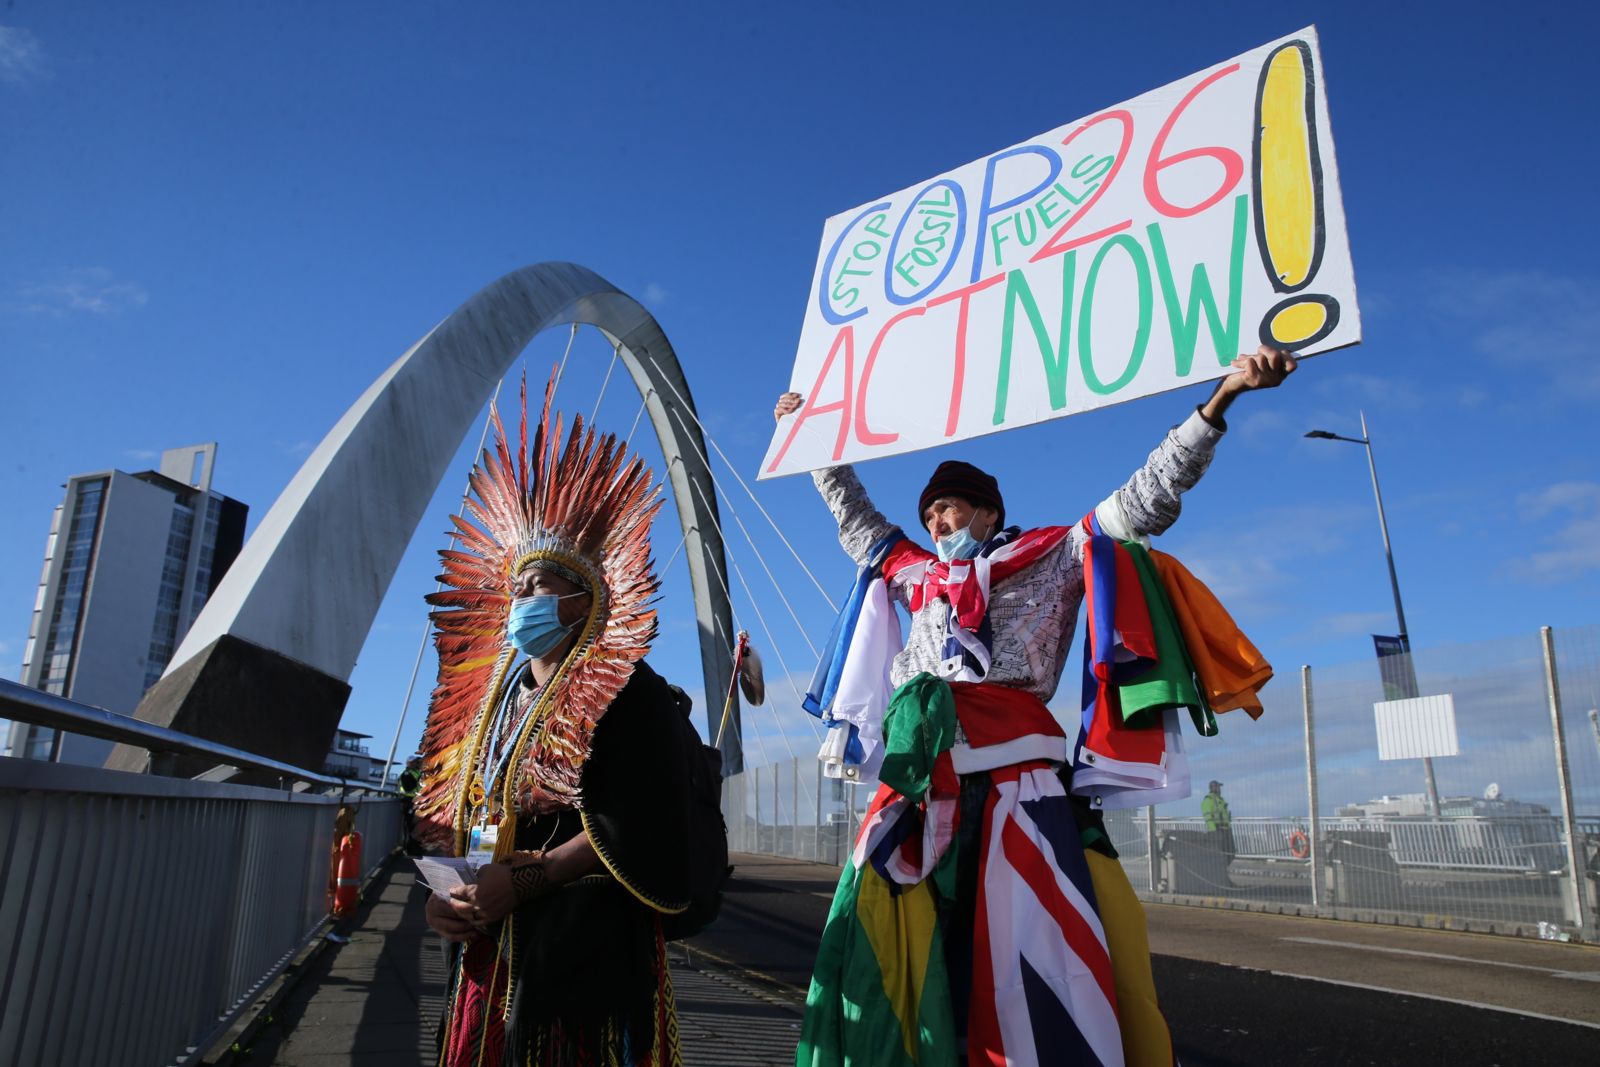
110,263,743,775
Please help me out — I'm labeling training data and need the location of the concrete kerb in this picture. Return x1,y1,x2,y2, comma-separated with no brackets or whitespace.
1135,889,1579,943
199,849,400,1065
677,941,807,1016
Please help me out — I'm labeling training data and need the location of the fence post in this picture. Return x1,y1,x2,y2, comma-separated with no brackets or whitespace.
1145,805,1157,892
815,757,824,863
847,784,858,860
1303,665,1322,911
1541,626,1590,937
753,765,762,851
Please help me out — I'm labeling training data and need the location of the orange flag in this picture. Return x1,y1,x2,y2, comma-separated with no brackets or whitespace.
1149,550,1273,718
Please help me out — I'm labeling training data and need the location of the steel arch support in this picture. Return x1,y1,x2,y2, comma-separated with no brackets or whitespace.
110,263,741,776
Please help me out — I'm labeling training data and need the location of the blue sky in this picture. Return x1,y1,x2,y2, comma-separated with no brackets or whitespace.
3,3,1597,810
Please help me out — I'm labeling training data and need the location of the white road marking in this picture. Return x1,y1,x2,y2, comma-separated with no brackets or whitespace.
1263,969,1600,1030
1279,936,1600,979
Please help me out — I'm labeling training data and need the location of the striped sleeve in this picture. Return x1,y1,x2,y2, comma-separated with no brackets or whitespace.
1094,408,1223,542
811,464,899,567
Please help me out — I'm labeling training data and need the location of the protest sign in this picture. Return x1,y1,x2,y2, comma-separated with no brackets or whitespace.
762,26,1359,479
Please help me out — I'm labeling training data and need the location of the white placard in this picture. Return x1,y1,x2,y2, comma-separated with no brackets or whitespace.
762,25,1359,479
1374,694,1459,761
412,855,479,898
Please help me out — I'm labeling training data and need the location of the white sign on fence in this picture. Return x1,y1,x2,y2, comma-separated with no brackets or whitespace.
1374,694,1460,761
761,25,1359,479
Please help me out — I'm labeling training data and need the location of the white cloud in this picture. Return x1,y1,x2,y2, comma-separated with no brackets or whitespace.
1431,269,1600,397
642,282,669,306
1517,481,1600,520
1290,610,1396,643
0,26,47,85
1514,514,1600,584
11,268,148,315
1164,500,1363,614
1231,408,1292,444
125,448,160,461
1454,385,1488,410
1509,480,1600,583
1314,372,1423,410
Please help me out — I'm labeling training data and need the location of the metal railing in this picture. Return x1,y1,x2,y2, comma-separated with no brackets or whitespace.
1128,814,1571,872
720,623,1600,942
0,682,404,1066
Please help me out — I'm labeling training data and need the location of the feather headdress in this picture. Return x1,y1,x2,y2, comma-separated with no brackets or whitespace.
414,369,661,855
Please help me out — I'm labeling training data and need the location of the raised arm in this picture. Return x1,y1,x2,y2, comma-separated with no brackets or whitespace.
775,392,897,566
1095,345,1296,541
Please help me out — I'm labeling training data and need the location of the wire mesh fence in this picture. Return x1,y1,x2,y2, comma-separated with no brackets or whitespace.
720,623,1600,940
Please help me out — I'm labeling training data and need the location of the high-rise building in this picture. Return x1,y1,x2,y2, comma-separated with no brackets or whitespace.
5,444,248,765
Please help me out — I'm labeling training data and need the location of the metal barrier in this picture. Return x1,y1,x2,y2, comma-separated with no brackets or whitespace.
720,623,1600,941
0,683,403,1066
723,757,858,867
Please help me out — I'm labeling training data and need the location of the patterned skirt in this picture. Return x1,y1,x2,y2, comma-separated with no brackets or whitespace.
439,919,681,1067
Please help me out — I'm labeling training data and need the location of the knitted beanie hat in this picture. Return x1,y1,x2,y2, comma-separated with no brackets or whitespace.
917,460,1005,529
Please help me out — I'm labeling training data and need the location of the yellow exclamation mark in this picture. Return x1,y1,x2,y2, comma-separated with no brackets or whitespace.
1253,40,1339,348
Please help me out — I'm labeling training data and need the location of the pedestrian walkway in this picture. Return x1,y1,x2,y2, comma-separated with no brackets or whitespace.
243,859,802,1066
237,851,1600,1066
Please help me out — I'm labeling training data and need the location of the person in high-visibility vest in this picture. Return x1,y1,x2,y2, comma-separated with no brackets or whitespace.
1203,779,1236,861
398,756,423,856
1202,779,1232,831
398,755,423,797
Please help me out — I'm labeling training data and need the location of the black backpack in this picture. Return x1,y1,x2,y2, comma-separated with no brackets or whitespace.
661,685,732,941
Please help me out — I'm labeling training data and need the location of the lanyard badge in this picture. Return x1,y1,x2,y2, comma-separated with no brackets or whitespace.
467,821,499,868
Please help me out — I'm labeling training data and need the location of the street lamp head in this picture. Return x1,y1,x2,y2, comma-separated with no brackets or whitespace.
1305,429,1368,445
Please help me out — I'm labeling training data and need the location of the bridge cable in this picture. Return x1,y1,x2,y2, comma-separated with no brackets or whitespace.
632,357,835,811
680,471,827,785
678,469,807,704
589,340,621,426
662,407,833,825
659,526,689,576
547,323,580,406
665,406,821,660
623,391,650,451
563,340,762,767
672,492,777,777
381,378,507,784
615,341,834,826
635,352,837,612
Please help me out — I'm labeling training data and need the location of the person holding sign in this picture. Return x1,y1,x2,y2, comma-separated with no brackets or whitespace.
779,343,1293,1067
415,373,692,1067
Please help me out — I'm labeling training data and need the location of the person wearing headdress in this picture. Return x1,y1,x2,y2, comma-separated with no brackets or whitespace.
415,371,691,1067
776,345,1294,1067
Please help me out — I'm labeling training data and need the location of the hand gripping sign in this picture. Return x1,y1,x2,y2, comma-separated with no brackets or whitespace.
761,26,1358,479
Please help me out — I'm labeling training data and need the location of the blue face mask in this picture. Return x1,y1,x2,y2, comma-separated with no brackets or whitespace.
935,523,986,563
507,593,583,657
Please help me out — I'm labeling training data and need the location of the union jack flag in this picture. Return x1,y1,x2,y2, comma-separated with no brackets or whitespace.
969,765,1123,1066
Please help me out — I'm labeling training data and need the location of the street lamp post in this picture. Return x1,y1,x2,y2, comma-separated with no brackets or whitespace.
1306,412,1441,817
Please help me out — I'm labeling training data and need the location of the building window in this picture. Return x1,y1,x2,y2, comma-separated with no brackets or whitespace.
144,500,195,691
189,500,222,621
37,479,106,696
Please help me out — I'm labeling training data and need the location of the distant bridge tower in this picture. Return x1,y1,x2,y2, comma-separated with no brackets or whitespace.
107,264,743,776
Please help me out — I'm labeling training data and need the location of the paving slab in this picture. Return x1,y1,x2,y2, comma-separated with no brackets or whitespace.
246,851,1600,1066
248,859,806,1066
